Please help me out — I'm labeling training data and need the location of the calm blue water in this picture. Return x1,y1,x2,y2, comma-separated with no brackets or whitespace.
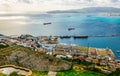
0,13,120,59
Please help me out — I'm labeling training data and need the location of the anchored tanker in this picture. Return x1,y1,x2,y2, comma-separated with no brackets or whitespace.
43,22,52,25
68,28,75,31
73,36,88,38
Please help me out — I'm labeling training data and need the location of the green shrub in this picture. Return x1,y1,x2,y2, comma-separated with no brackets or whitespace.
32,70,48,76
0,73,7,76
9,71,19,76
107,68,120,76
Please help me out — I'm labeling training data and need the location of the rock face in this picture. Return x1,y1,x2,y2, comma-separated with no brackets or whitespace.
3,46,71,71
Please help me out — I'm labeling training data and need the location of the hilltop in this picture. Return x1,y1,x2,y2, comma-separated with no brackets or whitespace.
47,7,120,13
0,46,71,71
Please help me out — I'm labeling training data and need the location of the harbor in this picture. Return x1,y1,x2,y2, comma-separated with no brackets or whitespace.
0,0,120,75
0,12,120,61
0,34,120,74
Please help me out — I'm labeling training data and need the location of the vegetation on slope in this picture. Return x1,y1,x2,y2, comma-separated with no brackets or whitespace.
0,46,71,71
107,68,120,76
57,69,105,76
0,43,9,49
32,70,48,76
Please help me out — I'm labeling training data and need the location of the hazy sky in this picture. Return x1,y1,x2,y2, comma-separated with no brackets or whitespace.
0,0,120,12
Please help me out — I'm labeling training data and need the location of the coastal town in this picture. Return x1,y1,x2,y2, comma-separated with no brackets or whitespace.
0,0,120,76
0,34,120,76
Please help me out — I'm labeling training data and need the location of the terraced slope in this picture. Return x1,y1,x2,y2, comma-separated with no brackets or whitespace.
0,46,71,71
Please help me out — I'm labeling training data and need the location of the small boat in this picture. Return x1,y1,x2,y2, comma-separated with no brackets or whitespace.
67,16,71,17
68,28,75,31
87,15,92,17
43,22,52,25
73,36,88,38
116,50,120,53
60,36,71,39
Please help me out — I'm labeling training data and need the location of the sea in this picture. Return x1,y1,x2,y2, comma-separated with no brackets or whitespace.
0,13,120,59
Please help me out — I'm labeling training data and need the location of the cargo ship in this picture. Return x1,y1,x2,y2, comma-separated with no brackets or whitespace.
73,36,88,38
59,36,71,39
68,28,75,31
43,22,52,25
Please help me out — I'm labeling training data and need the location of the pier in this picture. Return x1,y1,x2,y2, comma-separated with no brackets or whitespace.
90,34,120,37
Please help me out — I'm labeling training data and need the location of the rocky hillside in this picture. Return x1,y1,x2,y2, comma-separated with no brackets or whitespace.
0,46,71,71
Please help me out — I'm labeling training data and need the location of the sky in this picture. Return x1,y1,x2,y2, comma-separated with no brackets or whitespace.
0,0,120,12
